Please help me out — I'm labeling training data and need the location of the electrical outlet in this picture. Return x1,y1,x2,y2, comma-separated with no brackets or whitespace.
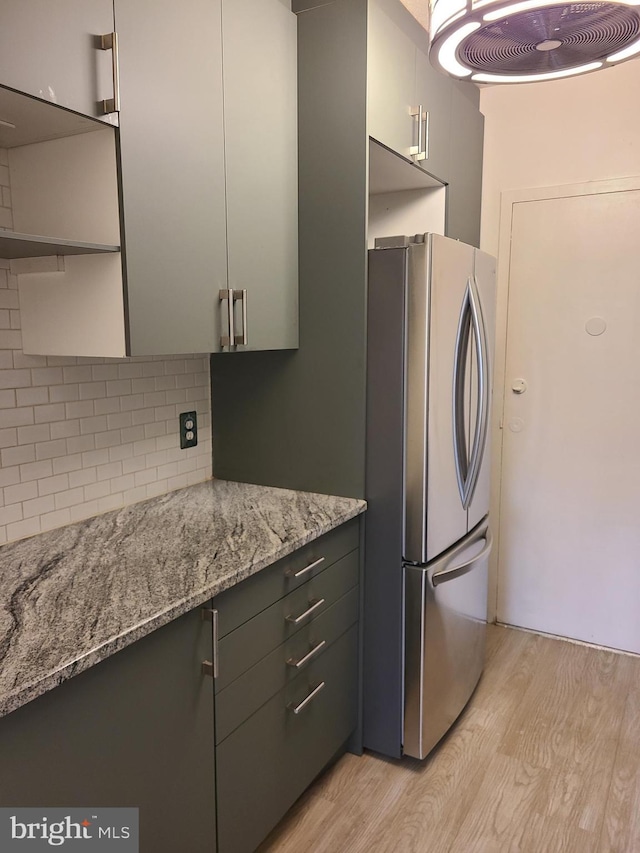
179,411,198,449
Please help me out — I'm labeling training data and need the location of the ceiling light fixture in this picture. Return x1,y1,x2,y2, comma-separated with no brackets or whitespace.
429,0,640,83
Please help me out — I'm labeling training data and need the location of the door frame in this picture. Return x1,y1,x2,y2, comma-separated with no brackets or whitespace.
488,175,640,622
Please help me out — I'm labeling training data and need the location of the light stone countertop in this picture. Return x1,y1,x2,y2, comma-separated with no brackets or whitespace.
0,479,366,719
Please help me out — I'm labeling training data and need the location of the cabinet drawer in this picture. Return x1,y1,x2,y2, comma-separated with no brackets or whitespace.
215,585,359,743
216,548,359,691
215,518,359,638
216,625,358,853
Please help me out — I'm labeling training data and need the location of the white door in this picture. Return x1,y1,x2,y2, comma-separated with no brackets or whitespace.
497,184,640,652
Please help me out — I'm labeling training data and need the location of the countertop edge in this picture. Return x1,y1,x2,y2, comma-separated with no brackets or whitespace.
0,499,365,720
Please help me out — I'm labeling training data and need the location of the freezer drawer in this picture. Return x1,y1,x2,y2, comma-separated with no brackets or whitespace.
404,520,491,759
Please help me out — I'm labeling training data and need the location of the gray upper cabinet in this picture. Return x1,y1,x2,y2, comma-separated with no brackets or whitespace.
0,0,116,124
368,0,452,183
447,82,484,247
414,47,452,183
222,0,299,353
115,0,228,355
7,0,298,357
367,1,416,161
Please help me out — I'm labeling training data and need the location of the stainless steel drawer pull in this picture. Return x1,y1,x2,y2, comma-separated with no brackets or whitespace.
287,681,326,715
285,598,326,625
284,556,325,579
286,639,327,669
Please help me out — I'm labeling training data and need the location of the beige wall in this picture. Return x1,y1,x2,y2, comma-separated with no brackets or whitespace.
479,59,640,619
480,60,640,256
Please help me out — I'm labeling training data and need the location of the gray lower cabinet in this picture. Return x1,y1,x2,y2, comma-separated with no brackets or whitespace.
0,607,217,853
212,519,361,853
0,519,360,853
0,1,116,123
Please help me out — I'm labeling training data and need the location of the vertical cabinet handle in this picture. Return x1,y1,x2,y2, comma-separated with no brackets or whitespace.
409,106,429,162
409,104,424,160
219,289,248,348
236,289,248,346
100,32,121,114
201,607,219,678
423,110,430,160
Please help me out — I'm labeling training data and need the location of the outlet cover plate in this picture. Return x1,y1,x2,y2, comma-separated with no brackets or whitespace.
179,410,198,449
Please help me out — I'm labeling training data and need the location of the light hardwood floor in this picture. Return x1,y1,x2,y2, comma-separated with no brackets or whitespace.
259,625,640,853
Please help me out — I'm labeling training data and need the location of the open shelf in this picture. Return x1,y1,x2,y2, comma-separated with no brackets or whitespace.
0,230,119,259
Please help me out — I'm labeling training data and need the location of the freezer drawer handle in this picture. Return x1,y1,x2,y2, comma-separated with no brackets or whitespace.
285,598,326,625
284,556,325,579
431,528,493,587
287,681,326,715
286,639,327,669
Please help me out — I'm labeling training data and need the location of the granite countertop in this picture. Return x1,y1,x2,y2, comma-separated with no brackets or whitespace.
0,479,365,720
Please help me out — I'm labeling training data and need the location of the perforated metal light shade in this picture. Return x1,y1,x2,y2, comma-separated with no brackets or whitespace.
429,0,640,83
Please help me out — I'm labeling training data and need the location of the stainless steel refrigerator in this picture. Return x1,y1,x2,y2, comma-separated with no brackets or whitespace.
364,232,496,760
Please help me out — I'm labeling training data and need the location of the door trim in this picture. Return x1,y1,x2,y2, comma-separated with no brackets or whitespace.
489,175,640,622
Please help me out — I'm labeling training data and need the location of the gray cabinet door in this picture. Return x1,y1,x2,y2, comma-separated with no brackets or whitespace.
447,82,484,247
414,48,452,183
0,608,216,852
0,0,115,123
367,0,416,161
222,0,299,352
115,0,228,355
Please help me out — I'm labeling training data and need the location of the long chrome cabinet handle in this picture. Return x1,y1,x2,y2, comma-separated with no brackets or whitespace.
100,32,121,114
287,681,326,715
201,607,219,678
235,289,248,346
286,639,327,670
423,110,430,160
284,556,325,579
285,598,325,625
409,105,424,160
219,288,235,347
432,528,493,587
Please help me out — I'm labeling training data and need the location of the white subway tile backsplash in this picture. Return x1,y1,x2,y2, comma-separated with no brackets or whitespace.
0,178,211,545
0,389,15,408
40,508,72,532
34,403,67,424
16,386,49,406
20,459,53,482
2,444,36,467
0,407,34,428
38,473,70,496
68,468,97,489
0,290,19,310
7,516,41,541
5,481,38,505
0,330,22,350
31,367,64,386
0,369,31,389
23,494,55,519
17,424,51,445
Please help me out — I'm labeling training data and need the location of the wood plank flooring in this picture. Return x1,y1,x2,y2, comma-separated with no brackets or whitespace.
258,625,640,853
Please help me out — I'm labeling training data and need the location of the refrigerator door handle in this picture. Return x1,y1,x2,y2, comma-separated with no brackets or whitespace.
431,527,493,587
453,281,472,507
464,276,490,508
